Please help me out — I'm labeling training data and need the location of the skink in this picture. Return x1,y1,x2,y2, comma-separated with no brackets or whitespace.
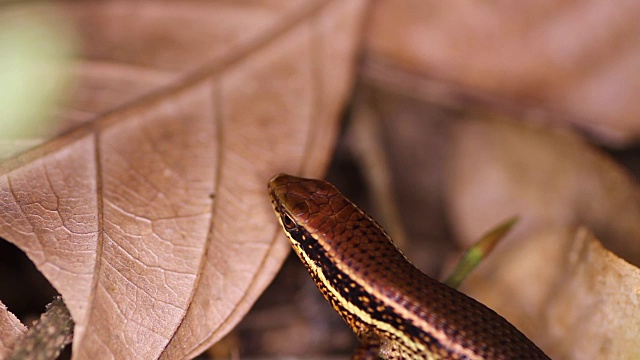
268,173,549,359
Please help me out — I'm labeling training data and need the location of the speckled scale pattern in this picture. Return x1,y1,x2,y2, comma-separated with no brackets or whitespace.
269,174,550,360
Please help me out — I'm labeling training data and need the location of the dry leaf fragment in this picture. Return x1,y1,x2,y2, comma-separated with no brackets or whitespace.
0,0,367,358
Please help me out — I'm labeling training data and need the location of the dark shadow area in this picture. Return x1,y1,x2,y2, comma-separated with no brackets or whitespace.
0,239,58,325
607,144,640,181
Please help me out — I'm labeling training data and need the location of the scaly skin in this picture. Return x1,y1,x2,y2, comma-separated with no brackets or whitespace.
268,173,550,360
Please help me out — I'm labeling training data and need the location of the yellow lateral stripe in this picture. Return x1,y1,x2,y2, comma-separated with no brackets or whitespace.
323,213,483,360
287,237,433,358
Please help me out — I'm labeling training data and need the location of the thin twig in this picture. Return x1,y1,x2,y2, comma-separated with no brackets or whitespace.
8,296,74,360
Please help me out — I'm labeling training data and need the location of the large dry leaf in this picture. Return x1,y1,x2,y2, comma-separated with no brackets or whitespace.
365,1,640,144
0,0,366,358
446,117,640,358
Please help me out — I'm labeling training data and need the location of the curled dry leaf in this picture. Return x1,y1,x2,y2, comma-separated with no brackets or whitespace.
460,228,640,359
365,1,640,144
0,302,27,358
546,229,640,359
0,0,367,359
446,116,640,358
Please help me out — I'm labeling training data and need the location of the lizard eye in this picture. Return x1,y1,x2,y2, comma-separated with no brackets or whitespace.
281,213,296,230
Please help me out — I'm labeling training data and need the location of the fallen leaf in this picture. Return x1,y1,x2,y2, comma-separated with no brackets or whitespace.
446,116,640,358
545,229,640,359
0,0,366,358
447,116,640,264
460,227,640,359
365,1,640,144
